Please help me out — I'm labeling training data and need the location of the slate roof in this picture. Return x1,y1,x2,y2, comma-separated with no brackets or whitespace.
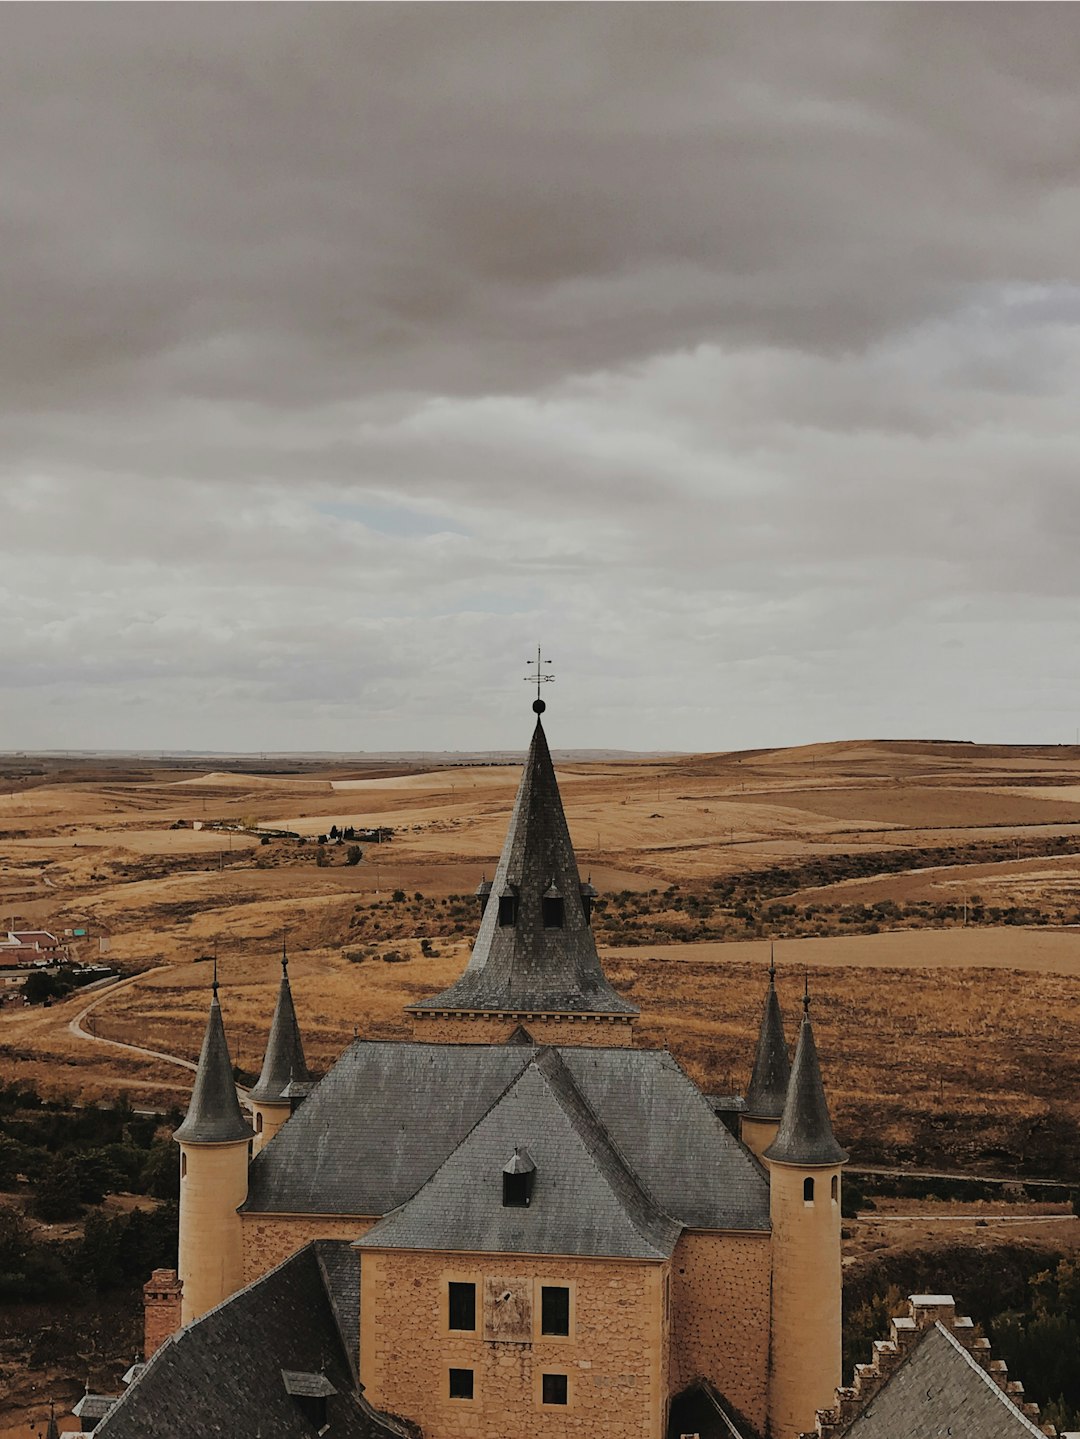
744,968,790,1120
409,716,638,1016
358,1048,683,1259
173,991,252,1146
250,956,311,1104
94,1241,411,1439
764,1012,847,1168
245,1040,770,1233
844,1321,1047,1439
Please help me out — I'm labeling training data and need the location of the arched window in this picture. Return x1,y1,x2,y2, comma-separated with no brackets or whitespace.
256,1112,264,1133
180,1152,187,1180
831,1175,839,1204
803,1176,814,1204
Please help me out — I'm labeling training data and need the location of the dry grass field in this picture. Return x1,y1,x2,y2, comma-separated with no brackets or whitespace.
3,737,1080,1174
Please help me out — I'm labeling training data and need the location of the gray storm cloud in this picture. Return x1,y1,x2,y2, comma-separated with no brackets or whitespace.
2,4,1080,751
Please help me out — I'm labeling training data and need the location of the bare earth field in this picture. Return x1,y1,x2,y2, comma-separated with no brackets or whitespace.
4,738,1080,1434
4,737,1080,1173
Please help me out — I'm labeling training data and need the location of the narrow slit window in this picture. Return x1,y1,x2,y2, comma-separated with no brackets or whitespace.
803,1176,815,1204
449,1368,474,1401
180,1153,187,1179
541,1286,570,1336
255,1112,264,1133
831,1175,839,1204
541,1373,568,1406
448,1282,476,1332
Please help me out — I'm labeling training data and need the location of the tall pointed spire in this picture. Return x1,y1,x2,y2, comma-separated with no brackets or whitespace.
744,947,791,1121
409,704,637,1018
45,1400,59,1439
250,936,311,1104
174,972,252,1145
763,990,847,1167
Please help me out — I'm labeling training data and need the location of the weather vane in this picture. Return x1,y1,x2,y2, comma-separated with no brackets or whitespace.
524,646,555,714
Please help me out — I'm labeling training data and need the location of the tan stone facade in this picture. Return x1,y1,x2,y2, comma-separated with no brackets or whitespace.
767,1161,844,1439
251,1100,291,1157
409,1012,634,1047
360,1248,667,1439
177,1139,249,1325
739,1115,780,1160
668,1231,771,1433
240,1213,375,1284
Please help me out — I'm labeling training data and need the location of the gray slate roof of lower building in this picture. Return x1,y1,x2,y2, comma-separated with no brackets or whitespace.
244,1040,770,1234
358,1048,682,1259
94,1241,410,1439
844,1323,1047,1439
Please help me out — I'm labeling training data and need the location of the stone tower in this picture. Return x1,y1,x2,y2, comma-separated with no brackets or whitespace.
173,971,252,1325
764,990,847,1439
406,700,639,1045
249,943,311,1156
741,952,791,1158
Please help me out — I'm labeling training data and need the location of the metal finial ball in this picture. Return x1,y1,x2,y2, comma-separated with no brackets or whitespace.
532,698,546,714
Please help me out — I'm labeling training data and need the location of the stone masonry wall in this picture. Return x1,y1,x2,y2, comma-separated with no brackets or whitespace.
409,1014,634,1047
669,1231,771,1433
360,1249,667,1439
241,1213,375,1285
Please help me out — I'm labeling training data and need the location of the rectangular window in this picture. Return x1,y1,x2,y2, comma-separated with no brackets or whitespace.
449,1368,474,1400
448,1281,476,1332
542,1373,568,1406
540,1285,570,1336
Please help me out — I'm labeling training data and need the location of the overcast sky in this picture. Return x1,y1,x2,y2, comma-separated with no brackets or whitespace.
3,4,1080,753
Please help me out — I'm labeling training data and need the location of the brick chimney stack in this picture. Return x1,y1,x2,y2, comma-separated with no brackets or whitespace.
143,1269,183,1358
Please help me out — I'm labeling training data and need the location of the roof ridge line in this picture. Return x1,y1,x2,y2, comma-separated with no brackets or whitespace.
934,1322,1048,1437
532,1047,681,1251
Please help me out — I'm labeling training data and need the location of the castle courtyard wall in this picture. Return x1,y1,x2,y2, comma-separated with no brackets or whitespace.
669,1230,771,1432
241,1213,375,1284
360,1248,667,1439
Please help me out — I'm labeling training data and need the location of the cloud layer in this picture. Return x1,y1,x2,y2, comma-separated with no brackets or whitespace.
3,5,1080,751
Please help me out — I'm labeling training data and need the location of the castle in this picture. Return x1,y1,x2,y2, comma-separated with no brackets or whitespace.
84,702,1000,1439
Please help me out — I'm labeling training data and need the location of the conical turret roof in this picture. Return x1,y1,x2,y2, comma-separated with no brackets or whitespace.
744,960,790,1120
764,1006,847,1167
174,980,252,1145
410,712,637,1016
45,1401,59,1439
249,953,310,1104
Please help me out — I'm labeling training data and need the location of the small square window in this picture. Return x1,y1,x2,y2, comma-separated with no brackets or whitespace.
542,1373,568,1406
448,1281,476,1332
541,1285,570,1336
449,1368,474,1400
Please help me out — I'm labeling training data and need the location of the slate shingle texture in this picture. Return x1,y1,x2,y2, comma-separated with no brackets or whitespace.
744,975,790,1121
249,959,311,1104
245,1040,770,1234
763,1013,847,1167
844,1322,1048,1439
408,717,638,1016
95,1241,410,1439
173,993,252,1146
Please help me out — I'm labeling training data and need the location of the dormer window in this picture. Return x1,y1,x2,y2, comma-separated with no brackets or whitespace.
475,878,492,916
579,879,597,925
281,1370,336,1434
502,1146,536,1207
542,882,564,929
498,888,518,927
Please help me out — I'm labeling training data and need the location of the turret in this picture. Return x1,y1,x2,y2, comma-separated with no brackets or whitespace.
764,983,847,1439
249,942,311,1155
174,966,252,1325
741,950,791,1158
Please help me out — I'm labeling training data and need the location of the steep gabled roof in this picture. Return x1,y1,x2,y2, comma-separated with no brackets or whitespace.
844,1321,1048,1439
243,1040,771,1232
250,956,310,1105
94,1242,410,1439
764,1010,846,1167
358,1048,681,1260
173,988,252,1146
744,963,790,1121
408,716,637,1016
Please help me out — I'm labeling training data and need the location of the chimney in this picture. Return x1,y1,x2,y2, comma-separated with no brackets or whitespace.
143,1269,183,1357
